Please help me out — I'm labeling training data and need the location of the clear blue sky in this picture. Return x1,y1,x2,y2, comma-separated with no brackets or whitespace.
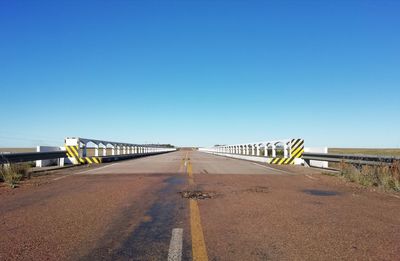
1,1,399,148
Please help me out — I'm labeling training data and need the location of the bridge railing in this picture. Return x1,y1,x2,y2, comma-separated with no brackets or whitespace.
303,152,400,166
199,138,304,165
64,137,176,165
0,138,176,166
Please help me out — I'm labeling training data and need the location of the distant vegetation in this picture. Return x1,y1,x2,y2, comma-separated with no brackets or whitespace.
0,163,31,188
153,144,175,148
329,148,400,157
339,161,400,192
0,148,36,153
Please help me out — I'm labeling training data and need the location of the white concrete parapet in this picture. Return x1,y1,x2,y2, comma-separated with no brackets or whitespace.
36,146,72,167
199,138,305,165
304,147,328,168
64,137,176,165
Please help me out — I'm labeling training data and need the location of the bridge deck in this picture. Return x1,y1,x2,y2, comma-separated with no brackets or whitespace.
1,150,399,260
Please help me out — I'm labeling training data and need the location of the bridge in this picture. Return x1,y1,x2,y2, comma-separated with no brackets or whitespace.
0,138,399,260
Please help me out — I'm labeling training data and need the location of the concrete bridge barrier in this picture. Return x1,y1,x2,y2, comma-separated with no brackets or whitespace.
64,137,176,165
199,138,304,165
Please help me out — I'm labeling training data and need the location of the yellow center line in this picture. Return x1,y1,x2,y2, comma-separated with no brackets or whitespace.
181,151,189,169
187,161,194,185
190,199,208,261
186,152,209,261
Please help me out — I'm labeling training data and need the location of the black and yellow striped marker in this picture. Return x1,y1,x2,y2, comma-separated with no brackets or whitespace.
269,138,304,165
65,145,102,165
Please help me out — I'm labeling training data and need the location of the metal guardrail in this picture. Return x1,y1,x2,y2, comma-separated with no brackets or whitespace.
303,152,400,166
0,150,175,164
0,151,67,164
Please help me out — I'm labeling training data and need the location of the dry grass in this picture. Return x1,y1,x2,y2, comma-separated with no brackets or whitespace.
0,148,36,153
329,148,400,157
339,161,400,192
0,163,31,188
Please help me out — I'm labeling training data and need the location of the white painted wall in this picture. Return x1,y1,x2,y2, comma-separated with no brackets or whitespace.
304,147,328,168
36,146,71,167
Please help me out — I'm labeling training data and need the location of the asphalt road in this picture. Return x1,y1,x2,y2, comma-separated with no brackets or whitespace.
1,150,399,260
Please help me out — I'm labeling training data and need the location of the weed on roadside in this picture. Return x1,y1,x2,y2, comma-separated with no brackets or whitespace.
339,161,400,192
0,163,31,188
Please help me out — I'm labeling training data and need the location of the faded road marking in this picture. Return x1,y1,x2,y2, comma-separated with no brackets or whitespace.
168,228,183,261
186,152,208,261
76,162,119,174
305,174,318,180
187,162,194,185
53,175,70,181
252,162,292,174
182,152,189,168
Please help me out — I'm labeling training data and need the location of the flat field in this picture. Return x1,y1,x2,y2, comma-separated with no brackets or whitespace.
328,148,400,157
0,148,35,153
